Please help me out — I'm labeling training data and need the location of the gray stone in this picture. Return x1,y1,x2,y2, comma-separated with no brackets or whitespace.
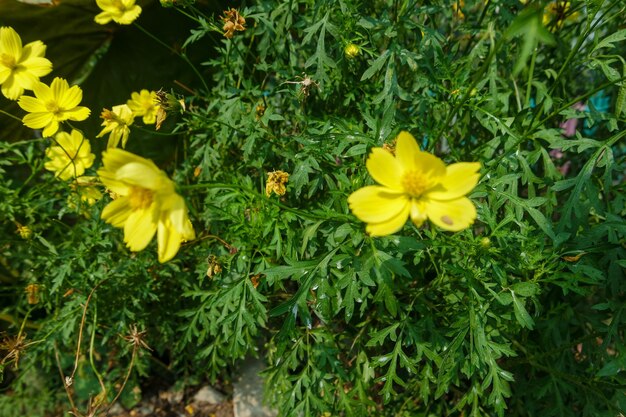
233,358,277,417
193,385,226,405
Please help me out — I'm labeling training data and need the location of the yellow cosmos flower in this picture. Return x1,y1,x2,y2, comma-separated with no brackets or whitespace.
44,129,95,180
18,77,91,137
98,149,195,263
127,90,160,124
348,131,481,236
0,27,53,100
543,1,578,30
97,104,135,148
95,0,142,25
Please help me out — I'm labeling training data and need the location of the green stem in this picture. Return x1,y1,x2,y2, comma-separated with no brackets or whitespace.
134,23,209,92
0,109,23,123
131,125,180,136
180,182,353,222
435,30,504,145
525,47,537,108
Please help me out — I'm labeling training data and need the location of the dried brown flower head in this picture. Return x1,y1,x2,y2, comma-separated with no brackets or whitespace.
1,333,28,368
266,170,289,197
122,325,151,351
206,255,222,278
25,284,41,305
221,8,246,39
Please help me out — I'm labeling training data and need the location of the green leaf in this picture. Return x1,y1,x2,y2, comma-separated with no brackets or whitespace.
510,282,539,297
361,49,390,81
591,28,626,54
511,291,535,329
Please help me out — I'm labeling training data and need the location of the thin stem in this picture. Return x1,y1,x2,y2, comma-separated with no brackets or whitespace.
134,23,209,92
525,47,537,108
54,343,78,414
106,344,137,412
88,305,107,396
70,279,108,381
435,30,503,144
0,108,23,123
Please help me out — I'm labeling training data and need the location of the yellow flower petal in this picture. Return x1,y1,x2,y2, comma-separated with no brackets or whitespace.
0,68,10,84
64,106,90,122
348,185,408,223
94,12,112,25
116,6,141,24
124,207,158,251
42,120,60,137
0,27,22,58
425,197,477,231
395,131,421,172
413,149,446,179
23,112,54,129
18,95,47,112
157,219,182,263
365,202,411,236
21,40,47,60
366,148,404,190
60,85,83,109
50,77,68,101
101,148,160,174
1,78,23,100
409,200,427,227
101,197,133,227
31,80,53,103
426,162,481,200
14,70,38,90
115,162,165,190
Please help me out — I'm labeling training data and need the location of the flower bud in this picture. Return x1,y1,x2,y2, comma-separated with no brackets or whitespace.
344,43,360,59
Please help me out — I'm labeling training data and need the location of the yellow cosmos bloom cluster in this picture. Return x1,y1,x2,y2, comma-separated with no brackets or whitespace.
0,27,53,100
97,104,135,148
127,89,160,124
348,131,480,236
98,149,195,263
18,77,90,137
95,0,142,25
44,129,95,180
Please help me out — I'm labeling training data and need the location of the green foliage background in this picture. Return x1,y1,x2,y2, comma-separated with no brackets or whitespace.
1,0,625,416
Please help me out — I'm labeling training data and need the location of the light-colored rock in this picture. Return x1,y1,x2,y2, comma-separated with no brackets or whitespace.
193,385,226,404
233,358,277,417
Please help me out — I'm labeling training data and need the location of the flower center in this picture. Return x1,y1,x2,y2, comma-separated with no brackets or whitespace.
0,53,16,70
128,187,154,210
46,101,62,115
112,0,126,10
402,170,430,197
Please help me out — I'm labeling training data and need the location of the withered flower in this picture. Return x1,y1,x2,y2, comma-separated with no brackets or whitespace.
266,170,289,197
221,8,246,39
